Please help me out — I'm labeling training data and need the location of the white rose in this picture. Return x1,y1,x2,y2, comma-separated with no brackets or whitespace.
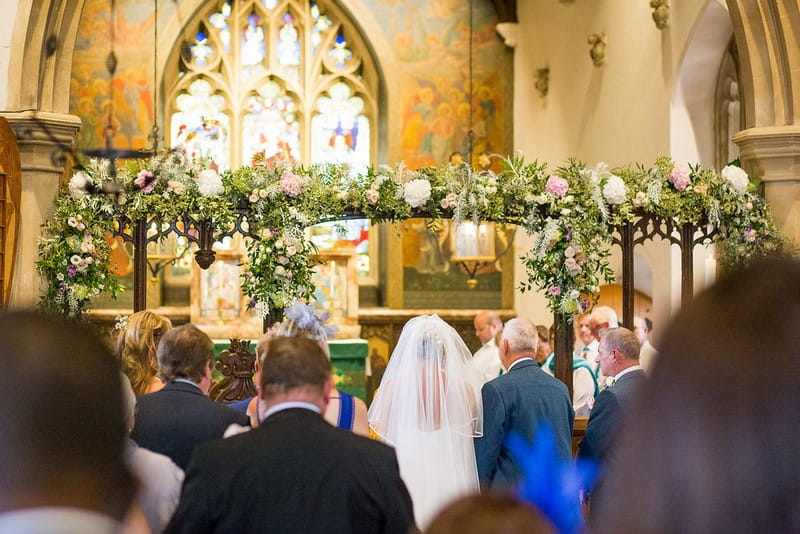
197,169,224,196
603,175,627,205
68,171,93,200
722,165,749,194
403,179,432,208
569,289,580,300
485,185,497,195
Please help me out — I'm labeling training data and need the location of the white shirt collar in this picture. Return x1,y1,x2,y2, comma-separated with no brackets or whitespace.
0,507,121,534
615,364,643,381
507,357,534,372
263,401,321,420
172,378,202,391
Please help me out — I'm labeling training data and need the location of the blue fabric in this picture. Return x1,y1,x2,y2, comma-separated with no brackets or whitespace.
227,396,253,413
337,391,355,430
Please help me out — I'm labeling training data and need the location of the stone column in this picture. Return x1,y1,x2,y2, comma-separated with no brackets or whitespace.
734,126,800,247
1,110,81,308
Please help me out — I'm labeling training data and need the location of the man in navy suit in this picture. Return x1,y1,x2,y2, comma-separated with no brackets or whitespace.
475,317,574,489
577,327,645,465
131,324,248,470
166,336,415,534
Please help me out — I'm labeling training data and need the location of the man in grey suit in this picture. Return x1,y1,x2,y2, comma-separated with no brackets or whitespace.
475,317,574,489
577,327,645,465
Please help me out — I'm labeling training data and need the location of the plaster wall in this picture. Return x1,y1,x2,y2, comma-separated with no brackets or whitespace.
0,0,20,110
512,0,722,328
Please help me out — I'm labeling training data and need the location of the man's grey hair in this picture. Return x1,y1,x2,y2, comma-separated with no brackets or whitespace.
501,317,538,354
603,327,641,361
591,305,619,328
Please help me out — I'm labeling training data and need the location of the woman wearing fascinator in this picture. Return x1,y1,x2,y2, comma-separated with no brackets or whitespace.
369,314,484,529
243,300,369,436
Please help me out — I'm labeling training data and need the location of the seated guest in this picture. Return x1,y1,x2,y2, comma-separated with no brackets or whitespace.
165,337,415,534
131,324,249,469
0,312,135,533
121,374,183,534
117,310,172,395
592,257,800,533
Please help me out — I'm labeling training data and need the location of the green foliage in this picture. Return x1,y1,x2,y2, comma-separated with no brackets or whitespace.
38,152,784,318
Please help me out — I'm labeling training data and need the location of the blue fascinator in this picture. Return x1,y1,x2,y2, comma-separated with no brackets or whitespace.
504,424,599,534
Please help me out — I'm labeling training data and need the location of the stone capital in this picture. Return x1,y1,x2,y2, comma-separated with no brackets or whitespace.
733,125,800,183
0,110,82,175
495,22,519,48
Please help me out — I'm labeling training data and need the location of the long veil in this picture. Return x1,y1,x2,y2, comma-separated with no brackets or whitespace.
368,314,483,527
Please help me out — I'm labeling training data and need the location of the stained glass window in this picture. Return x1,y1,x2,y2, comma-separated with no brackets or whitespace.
170,79,231,169
168,0,379,280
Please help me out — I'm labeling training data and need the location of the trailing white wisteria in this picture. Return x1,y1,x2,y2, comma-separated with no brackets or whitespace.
37,152,783,318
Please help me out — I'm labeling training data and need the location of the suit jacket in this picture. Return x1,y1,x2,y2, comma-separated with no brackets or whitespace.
475,359,574,488
577,368,646,463
165,408,415,534
131,381,249,470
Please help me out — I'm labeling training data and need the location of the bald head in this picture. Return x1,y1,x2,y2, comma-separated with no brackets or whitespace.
474,311,502,344
0,312,133,518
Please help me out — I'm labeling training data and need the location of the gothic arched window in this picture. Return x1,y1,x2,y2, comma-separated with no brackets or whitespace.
165,0,380,280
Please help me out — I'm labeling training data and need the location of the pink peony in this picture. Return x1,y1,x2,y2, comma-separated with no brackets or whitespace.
279,171,306,197
545,175,569,198
669,166,691,191
134,170,157,193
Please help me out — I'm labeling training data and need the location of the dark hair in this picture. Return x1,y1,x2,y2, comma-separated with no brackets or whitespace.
0,312,133,517
592,256,800,533
425,494,555,534
259,337,330,399
157,324,213,382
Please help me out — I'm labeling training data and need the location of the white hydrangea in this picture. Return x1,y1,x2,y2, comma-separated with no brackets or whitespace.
68,171,93,200
197,169,224,196
403,178,432,208
602,175,627,205
722,165,749,194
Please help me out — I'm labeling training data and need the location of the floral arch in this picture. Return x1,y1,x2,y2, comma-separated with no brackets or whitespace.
39,153,781,318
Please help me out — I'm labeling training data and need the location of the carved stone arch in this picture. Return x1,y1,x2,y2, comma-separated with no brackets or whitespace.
7,0,86,113
715,38,743,169
726,0,799,128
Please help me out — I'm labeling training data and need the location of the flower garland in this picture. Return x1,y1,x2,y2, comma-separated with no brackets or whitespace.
37,152,784,318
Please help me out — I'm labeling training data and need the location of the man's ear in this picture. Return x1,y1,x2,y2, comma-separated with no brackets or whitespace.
322,375,334,404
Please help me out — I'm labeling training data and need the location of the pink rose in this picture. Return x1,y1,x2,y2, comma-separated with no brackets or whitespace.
545,175,569,198
548,286,561,296
669,166,691,192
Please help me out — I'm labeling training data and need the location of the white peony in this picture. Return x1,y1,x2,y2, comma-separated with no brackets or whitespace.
602,175,627,205
722,165,749,194
68,171,93,200
403,179,432,208
197,169,224,196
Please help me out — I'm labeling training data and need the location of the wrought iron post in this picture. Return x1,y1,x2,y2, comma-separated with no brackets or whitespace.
620,222,634,329
554,312,574,398
133,218,147,312
680,222,694,307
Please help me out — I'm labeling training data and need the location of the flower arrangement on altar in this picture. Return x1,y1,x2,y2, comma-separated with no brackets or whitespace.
37,151,783,318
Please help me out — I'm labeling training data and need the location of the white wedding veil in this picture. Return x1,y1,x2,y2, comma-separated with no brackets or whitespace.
368,315,483,527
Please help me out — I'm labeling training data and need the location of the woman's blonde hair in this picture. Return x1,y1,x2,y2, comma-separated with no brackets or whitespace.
116,310,172,395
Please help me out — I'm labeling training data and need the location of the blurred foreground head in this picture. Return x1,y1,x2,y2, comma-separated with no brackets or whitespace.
593,256,800,532
424,493,554,534
0,312,133,519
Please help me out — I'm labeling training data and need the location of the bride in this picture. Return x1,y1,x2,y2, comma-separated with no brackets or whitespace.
368,314,483,528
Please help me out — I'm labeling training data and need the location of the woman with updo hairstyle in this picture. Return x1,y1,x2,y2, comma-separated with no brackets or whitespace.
117,310,172,396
